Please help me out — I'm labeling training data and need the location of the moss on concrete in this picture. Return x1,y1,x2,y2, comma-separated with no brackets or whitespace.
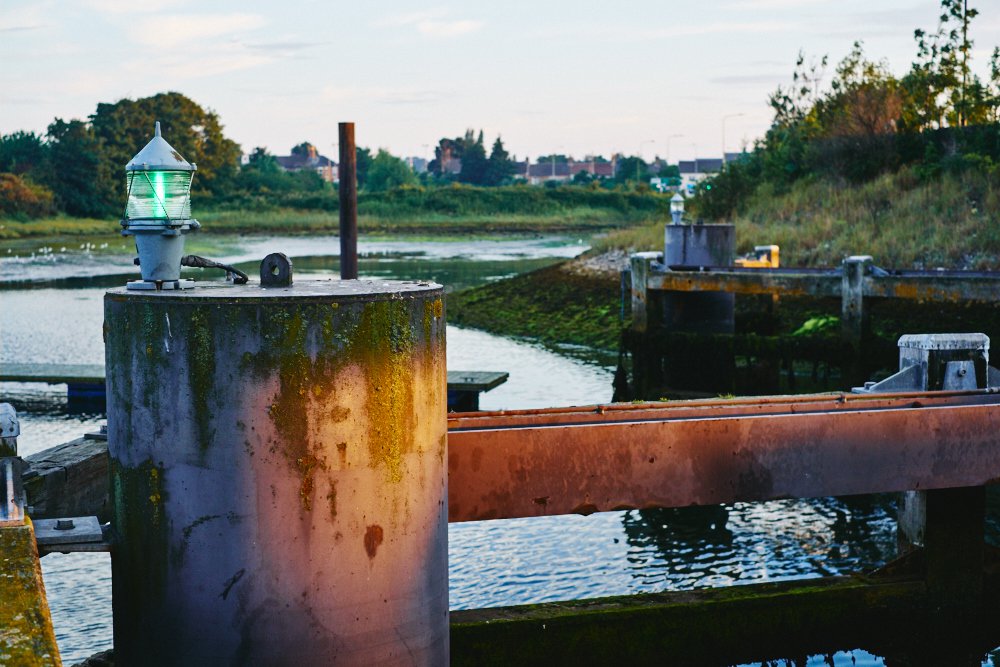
0,523,61,666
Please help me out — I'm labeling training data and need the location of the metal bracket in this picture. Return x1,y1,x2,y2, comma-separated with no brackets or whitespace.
260,252,293,287
34,516,109,555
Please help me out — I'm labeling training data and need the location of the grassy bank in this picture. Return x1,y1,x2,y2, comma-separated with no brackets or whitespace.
1,185,670,245
595,169,1000,270
448,262,623,352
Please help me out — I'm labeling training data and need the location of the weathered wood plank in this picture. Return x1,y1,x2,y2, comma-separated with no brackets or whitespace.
23,437,109,522
451,575,933,666
0,363,104,385
447,371,509,392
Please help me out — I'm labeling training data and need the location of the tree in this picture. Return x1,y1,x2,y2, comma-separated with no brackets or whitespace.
365,149,417,191
0,131,48,179
484,136,514,186
614,156,648,184
0,173,56,218
45,118,116,217
458,129,487,185
291,142,316,157
89,92,242,199
355,147,372,189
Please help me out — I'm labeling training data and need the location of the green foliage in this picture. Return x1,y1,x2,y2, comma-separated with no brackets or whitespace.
45,118,117,217
485,136,514,186
0,132,48,177
90,92,241,197
0,173,56,218
366,149,418,192
458,129,488,185
696,4,1000,220
614,157,648,184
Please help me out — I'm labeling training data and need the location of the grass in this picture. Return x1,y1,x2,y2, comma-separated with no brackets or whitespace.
594,168,1000,270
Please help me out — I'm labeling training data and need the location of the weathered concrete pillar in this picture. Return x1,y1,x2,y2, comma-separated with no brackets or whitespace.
105,281,448,665
840,255,872,349
629,251,661,333
662,224,735,335
893,334,989,566
661,224,735,394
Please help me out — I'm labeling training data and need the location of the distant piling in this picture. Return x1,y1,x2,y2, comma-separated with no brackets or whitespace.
105,280,448,665
339,122,359,280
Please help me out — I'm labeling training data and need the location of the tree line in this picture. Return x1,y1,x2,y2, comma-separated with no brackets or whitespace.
1,90,685,220
696,0,1000,219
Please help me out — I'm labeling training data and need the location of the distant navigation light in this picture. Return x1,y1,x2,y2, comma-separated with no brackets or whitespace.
121,121,200,290
670,191,685,224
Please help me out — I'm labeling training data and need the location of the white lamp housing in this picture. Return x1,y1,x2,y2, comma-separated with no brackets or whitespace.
670,191,685,224
121,121,200,289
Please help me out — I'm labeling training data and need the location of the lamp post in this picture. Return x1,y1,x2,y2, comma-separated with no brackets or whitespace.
722,113,745,164
121,121,199,290
670,191,685,225
637,139,655,182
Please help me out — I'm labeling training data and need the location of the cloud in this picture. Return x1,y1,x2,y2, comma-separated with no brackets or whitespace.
84,0,188,15
0,3,49,32
318,84,452,107
533,20,794,42
379,8,483,38
131,13,267,48
415,19,482,37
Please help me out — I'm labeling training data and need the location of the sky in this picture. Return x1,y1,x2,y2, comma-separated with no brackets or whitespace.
2,0,999,164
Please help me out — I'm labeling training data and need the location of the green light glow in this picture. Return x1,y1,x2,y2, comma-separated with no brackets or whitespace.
152,170,166,218
125,170,194,221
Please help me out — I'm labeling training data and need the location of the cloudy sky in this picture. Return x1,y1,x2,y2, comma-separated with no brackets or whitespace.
2,1,998,163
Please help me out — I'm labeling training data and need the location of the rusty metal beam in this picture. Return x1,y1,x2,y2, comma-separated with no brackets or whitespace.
448,391,1000,522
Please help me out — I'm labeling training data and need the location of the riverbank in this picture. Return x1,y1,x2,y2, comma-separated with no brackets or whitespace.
448,255,626,353
595,169,1000,270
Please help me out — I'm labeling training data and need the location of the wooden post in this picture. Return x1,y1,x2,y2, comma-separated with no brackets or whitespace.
338,122,358,280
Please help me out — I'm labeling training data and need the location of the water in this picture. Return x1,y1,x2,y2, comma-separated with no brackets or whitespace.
0,233,968,665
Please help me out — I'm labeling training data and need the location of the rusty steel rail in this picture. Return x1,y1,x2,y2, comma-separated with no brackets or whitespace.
645,265,1000,303
447,390,1000,522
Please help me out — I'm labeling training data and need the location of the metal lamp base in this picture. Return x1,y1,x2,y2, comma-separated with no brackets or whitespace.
126,279,195,291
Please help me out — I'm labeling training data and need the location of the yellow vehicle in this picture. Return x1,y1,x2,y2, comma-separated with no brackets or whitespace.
734,244,779,268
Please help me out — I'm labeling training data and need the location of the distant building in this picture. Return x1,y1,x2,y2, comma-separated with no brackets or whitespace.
275,144,336,183
406,157,428,173
678,158,724,193
512,158,615,185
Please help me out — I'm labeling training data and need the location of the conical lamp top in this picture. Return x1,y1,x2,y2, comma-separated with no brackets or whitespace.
126,121,196,172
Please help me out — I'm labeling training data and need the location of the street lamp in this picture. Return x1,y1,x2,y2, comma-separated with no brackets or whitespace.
637,139,655,182
122,121,200,290
670,191,685,224
722,113,745,164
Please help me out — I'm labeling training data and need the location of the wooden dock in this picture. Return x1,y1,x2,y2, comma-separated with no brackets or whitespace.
1,364,509,411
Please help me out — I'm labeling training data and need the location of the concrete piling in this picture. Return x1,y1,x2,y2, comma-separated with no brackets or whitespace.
105,280,448,665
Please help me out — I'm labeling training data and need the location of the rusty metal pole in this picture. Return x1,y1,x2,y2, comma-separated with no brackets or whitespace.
339,122,359,280
105,280,448,665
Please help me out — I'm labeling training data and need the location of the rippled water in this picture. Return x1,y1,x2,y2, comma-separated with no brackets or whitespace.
0,234,988,665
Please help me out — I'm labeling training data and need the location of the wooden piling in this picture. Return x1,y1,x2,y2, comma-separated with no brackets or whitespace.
338,122,358,280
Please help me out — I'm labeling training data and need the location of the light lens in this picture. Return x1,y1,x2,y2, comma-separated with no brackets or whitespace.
125,170,193,220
